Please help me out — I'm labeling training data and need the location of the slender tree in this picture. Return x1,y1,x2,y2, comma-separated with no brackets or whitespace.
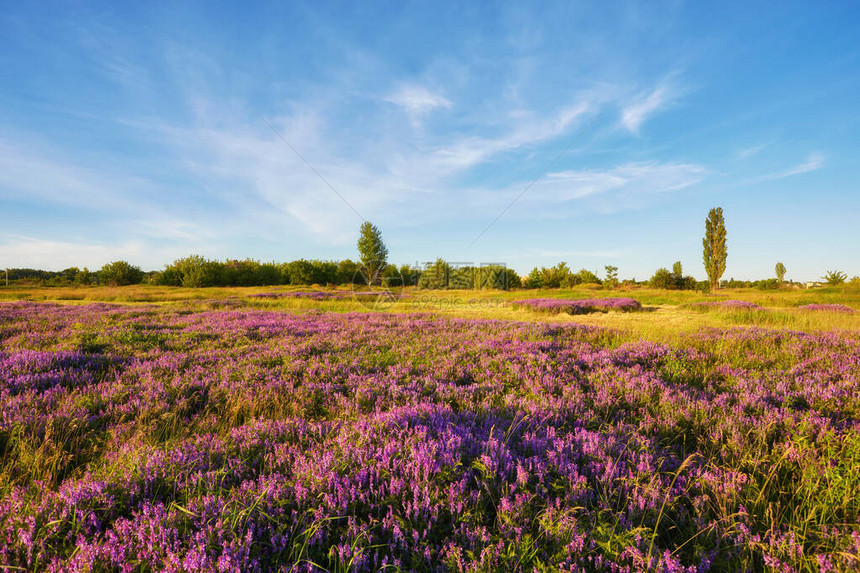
604,265,619,289
775,262,786,283
702,207,727,290
357,221,389,285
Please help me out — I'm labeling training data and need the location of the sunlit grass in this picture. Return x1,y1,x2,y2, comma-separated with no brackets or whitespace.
2,283,858,341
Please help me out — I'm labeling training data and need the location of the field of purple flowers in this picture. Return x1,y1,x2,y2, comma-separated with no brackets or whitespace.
1,301,859,572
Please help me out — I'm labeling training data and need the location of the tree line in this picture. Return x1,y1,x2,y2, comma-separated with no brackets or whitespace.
2,257,522,289
3,209,854,289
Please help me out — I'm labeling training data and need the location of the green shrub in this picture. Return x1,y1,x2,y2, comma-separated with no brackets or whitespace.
540,263,572,288
576,268,602,285
99,260,144,286
650,267,697,290
650,268,675,290
337,260,362,284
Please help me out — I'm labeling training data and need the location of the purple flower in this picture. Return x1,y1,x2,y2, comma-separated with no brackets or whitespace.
1,300,857,571
512,297,642,314
798,304,855,313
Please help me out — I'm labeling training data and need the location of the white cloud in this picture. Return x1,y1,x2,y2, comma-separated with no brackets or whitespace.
160,121,386,243
778,152,824,177
154,97,598,241
0,138,212,245
540,161,706,202
0,235,152,271
385,84,452,114
0,139,140,212
385,84,452,126
758,152,825,181
431,102,592,171
455,161,707,235
737,142,772,159
620,78,684,134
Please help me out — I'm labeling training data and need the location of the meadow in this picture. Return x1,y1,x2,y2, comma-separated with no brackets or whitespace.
1,285,859,571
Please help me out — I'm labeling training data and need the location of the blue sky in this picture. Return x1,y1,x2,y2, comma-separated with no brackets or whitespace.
1,1,858,281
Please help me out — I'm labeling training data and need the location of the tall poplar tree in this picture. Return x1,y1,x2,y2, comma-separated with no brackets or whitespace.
703,207,727,290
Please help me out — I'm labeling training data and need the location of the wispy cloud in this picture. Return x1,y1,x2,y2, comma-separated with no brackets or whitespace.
71,15,155,94
0,235,148,270
779,152,825,177
0,139,137,212
430,102,593,171
160,120,394,243
539,161,706,202
385,84,452,126
0,138,211,244
737,141,773,159
620,79,684,134
459,161,706,230
156,94,598,241
759,152,825,180
385,84,451,114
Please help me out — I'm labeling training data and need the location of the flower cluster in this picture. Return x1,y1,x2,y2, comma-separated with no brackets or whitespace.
248,291,347,300
511,297,643,314
690,300,763,311
0,301,858,571
798,304,855,314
